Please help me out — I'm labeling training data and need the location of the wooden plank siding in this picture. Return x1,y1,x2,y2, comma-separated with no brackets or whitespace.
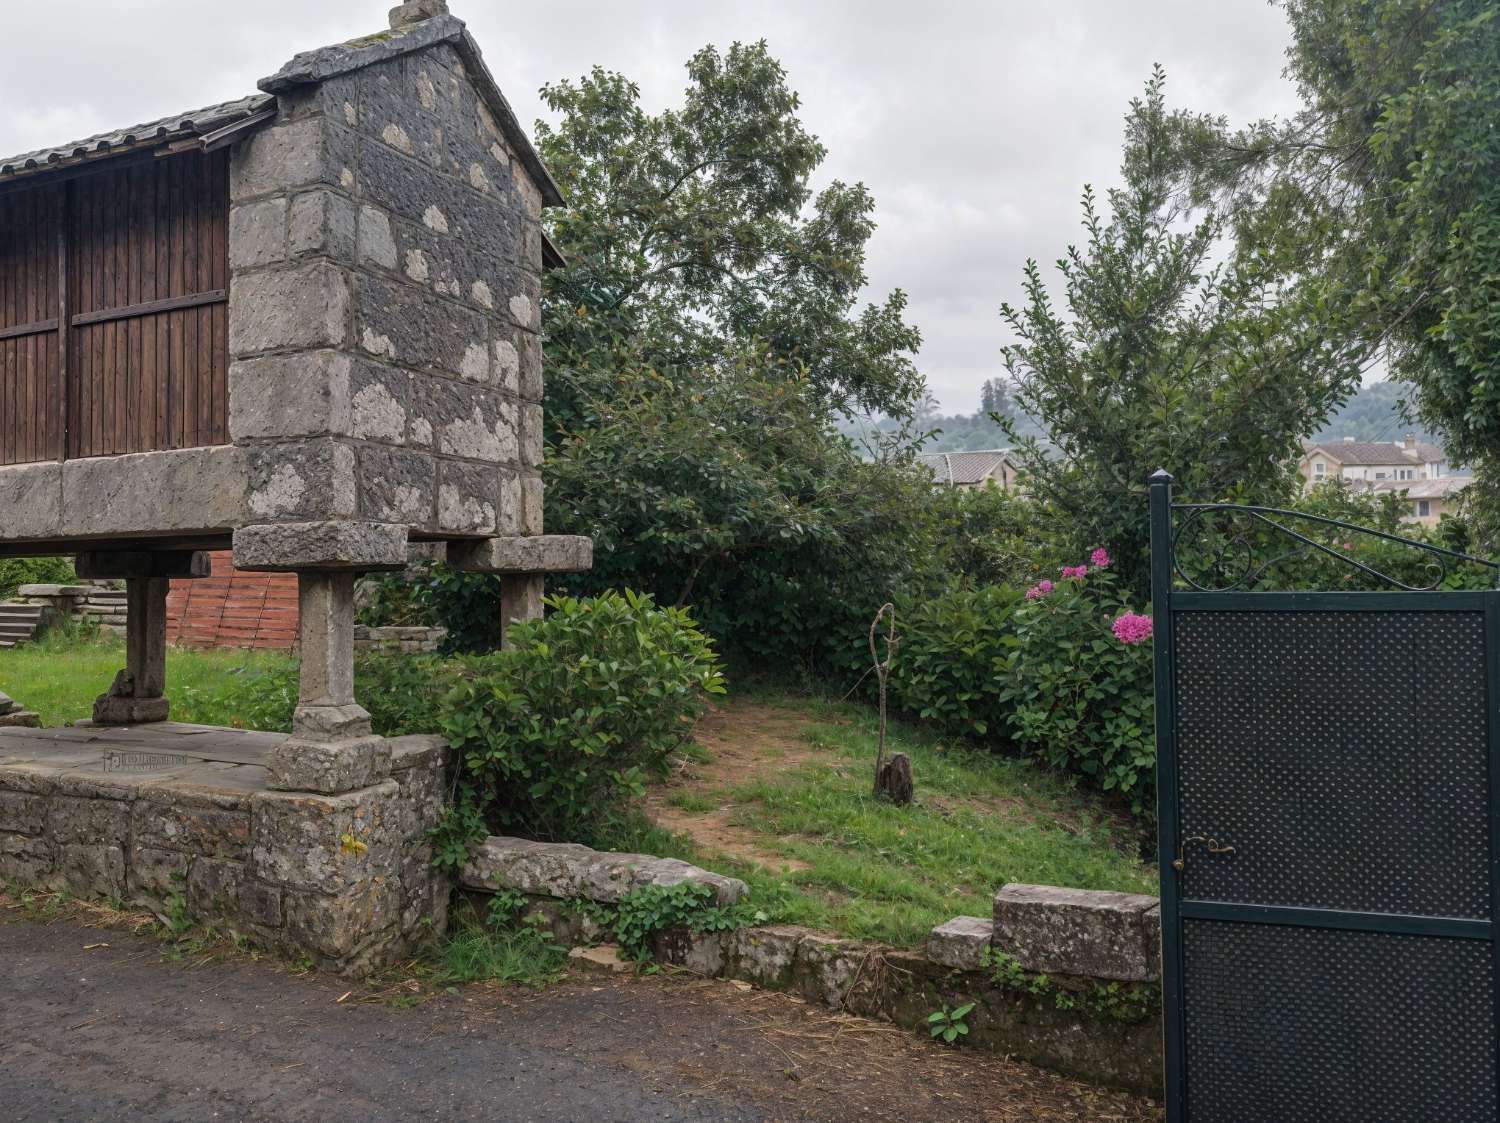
0,183,63,465
0,149,228,466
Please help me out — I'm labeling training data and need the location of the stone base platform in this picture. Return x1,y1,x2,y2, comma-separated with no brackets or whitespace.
0,722,450,975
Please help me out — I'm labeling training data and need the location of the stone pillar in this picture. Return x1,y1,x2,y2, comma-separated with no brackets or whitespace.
92,576,171,724
264,569,390,795
76,550,210,726
500,575,544,649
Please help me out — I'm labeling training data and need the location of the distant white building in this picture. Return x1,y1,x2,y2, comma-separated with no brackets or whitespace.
1368,476,1471,527
1298,435,1447,487
1299,435,1468,525
916,449,1018,490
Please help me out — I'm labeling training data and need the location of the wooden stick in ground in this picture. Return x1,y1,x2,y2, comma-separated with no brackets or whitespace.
868,602,897,797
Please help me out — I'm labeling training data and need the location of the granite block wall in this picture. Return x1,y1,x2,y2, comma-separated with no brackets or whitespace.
227,41,545,543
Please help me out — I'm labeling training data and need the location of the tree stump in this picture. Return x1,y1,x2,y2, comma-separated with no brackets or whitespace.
876,752,914,806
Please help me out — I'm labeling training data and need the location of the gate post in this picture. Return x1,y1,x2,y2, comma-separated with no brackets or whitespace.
1148,469,1185,1120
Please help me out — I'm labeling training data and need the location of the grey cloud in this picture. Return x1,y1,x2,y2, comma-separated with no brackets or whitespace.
0,1,1298,411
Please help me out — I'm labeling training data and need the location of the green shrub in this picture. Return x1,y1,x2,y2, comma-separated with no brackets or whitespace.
0,557,75,600
355,570,431,627
1000,554,1156,816
356,652,457,735
193,652,458,738
438,590,725,850
613,882,744,962
887,584,1022,742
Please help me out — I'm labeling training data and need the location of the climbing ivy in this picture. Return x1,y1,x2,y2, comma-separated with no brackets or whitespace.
982,948,1159,1025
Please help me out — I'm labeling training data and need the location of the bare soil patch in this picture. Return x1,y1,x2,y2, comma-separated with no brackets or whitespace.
646,698,832,871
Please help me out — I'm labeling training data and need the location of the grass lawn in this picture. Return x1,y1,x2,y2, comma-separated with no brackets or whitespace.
2,632,1156,950
0,628,296,728
626,691,1157,948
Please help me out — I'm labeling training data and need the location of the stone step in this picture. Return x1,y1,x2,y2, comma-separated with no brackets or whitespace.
0,624,38,637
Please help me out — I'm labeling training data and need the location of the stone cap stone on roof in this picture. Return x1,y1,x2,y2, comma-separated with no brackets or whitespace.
258,11,564,209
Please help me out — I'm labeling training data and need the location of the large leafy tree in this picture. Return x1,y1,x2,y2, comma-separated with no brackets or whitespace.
1001,68,1367,596
534,42,923,429
1194,1,1500,526
500,44,934,672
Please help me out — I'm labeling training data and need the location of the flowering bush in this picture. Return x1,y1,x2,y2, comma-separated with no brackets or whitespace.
999,552,1157,816
1111,611,1153,645
887,584,1024,741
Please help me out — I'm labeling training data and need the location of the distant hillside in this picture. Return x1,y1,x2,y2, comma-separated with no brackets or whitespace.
1312,381,1439,445
845,380,1444,456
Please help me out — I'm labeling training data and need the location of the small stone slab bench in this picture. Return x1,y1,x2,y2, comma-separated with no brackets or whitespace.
927,915,992,970
460,835,747,906
994,883,1161,982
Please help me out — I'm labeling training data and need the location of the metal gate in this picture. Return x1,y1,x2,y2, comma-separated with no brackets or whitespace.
1149,470,1500,1122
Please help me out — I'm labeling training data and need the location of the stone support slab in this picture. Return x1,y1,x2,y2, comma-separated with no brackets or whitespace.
232,521,408,573
447,534,593,575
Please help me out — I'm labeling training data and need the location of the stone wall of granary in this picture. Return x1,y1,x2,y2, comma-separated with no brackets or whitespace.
226,40,545,544
0,734,450,975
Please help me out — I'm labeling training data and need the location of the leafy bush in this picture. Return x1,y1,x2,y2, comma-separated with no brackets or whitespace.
439,590,725,849
612,882,744,962
887,584,1022,742
0,556,75,600
1000,554,1156,816
355,571,430,628
196,652,458,738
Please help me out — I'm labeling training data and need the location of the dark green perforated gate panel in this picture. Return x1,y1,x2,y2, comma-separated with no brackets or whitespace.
1173,611,1492,918
1181,921,1496,1122
1165,606,1500,1121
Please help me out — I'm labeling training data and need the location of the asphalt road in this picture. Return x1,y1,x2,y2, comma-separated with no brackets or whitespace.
0,914,1158,1122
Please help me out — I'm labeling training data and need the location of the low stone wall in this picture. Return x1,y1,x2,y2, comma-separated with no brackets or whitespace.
459,836,1163,1095
353,625,448,655
18,582,127,637
0,731,451,975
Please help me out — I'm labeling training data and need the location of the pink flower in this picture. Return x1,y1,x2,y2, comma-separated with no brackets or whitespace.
1090,548,1111,568
1061,565,1088,580
1112,611,1154,645
1025,579,1055,600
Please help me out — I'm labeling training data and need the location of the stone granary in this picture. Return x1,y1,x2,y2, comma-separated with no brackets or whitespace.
0,1,589,971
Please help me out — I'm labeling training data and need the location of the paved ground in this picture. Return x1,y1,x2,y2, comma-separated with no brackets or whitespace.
0,912,1159,1122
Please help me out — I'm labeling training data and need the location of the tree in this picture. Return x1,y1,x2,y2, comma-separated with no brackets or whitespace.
1193,1,1500,528
1000,68,1366,597
979,378,1014,423
420,42,938,673
534,42,924,430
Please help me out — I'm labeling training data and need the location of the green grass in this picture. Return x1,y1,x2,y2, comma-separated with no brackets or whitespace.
433,922,571,986
2,633,1155,950
621,692,1156,947
0,627,296,728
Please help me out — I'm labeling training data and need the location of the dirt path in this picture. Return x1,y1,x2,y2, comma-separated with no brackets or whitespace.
644,698,828,871
0,911,1159,1122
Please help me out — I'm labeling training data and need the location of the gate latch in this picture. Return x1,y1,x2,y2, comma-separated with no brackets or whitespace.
1172,835,1235,872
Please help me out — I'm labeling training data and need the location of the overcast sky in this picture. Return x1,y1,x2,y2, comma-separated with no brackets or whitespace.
0,1,1301,414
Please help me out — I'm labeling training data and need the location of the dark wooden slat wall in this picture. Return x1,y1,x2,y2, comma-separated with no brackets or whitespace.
0,149,228,466
0,184,62,466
